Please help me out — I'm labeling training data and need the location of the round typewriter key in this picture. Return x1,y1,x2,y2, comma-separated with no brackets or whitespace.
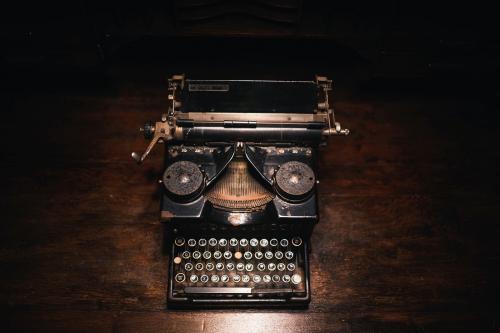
291,237,302,247
245,263,254,271
174,237,185,246
184,263,193,271
211,275,220,283
198,238,207,247
259,239,269,247
195,263,204,271
226,262,235,271
233,274,241,283
216,262,224,271
221,275,229,283
285,251,294,260
254,251,263,259
253,275,262,283
242,275,250,283
229,238,238,246
219,238,227,246
272,275,281,282
200,275,209,283
282,275,291,283
287,263,296,271
187,238,197,247
236,263,245,271
257,263,266,271
291,274,302,285
192,251,201,259
277,263,286,271
190,275,198,283
250,238,258,247
203,251,211,259
275,251,283,260
206,262,214,271
280,239,289,247
265,251,273,260
182,251,190,259
223,251,232,259
208,238,217,247
213,251,222,259
240,238,248,247
263,275,271,283
268,263,276,271
244,251,252,260
173,256,182,264
175,273,185,283
234,251,242,260
270,238,279,247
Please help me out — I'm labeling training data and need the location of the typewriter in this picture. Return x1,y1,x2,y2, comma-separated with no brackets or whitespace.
132,74,349,308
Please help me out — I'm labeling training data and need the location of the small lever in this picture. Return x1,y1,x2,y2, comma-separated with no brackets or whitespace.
131,120,172,164
131,152,143,162
322,122,350,136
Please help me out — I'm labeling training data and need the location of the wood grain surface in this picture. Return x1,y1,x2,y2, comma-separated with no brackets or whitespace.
1,69,498,333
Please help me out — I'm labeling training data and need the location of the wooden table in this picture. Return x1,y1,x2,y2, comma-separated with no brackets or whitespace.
1,69,498,332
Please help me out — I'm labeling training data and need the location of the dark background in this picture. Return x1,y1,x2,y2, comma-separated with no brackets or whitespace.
1,1,499,332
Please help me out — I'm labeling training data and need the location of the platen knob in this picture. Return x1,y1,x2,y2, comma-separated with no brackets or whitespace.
140,121,155,140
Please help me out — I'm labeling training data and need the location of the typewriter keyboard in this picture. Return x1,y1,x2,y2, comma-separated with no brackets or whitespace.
170,237,307,297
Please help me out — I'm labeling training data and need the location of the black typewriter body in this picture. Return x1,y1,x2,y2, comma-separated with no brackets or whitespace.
132,75,349,308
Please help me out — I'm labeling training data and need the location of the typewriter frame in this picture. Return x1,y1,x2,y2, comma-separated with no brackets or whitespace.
162,144,316,308
132,74,348,309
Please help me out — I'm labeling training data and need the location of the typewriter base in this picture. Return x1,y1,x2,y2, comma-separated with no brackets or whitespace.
166,236,311,309
167,296,311,309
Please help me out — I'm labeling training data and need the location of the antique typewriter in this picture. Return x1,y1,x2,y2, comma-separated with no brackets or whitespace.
132,75,349,308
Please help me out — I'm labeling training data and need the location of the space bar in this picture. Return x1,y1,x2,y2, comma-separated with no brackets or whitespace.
184,287,252,294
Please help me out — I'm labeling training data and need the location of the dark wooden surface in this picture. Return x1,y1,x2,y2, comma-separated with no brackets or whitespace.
1,68,499,333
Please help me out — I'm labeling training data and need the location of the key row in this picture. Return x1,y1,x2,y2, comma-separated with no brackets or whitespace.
175,250,294,261
176,261,297,272
174,237,302,248
175,273,302,285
